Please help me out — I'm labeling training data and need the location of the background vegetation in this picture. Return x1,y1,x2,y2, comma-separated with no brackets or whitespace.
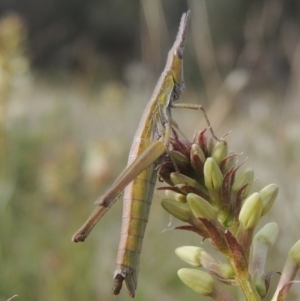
1,0,300,300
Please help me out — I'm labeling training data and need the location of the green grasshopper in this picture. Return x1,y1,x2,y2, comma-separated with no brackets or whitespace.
72,10,217,297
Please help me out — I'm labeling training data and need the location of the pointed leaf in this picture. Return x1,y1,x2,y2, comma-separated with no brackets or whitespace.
225,230,248,278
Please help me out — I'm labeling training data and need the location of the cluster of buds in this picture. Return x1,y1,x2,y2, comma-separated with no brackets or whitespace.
158,128,300,301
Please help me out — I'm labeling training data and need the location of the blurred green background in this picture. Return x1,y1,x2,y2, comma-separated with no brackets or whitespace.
1,0,300,300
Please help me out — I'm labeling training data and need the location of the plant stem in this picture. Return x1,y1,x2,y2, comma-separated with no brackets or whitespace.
227,256,261,301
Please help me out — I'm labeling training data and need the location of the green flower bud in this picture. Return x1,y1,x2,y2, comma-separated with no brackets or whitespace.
211,140,228,164
175,246,203,267
170,150,190,170
161,199,193,222
206,137,215,156
288,240,300,267
239,193,263,230
232,168,254,198
253,222,279,247
177,268,215,296
170,172,203,189
165,189,186,203
190,144,205,178
187,193,217,220
191,143,206,163
175,246,234,280
175,183,208,200
258,184,279,216
216,263,235,280
204,157,223,191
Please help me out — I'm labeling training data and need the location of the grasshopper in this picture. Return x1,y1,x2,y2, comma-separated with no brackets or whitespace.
72,10,217,297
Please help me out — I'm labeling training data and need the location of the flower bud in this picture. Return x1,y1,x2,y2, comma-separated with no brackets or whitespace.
177,268,215,296
206,137,215,156
176,246,234,280
211,140,228,164
187,193,217,220
165,189,186,203
232,168,254,198
258,184,279,216
175,246,202,267
191,143,206,163
175,183,208,200
204,157,223,191
170,172,202,189
253,222,279,247
216,263,235,280
161,199,193,222
239,193,262,230
190,144,205,178
170,150,190,170
193,129,207,151
288,240,300,268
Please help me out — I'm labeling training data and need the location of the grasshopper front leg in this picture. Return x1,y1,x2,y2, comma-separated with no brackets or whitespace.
171,103,220,141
